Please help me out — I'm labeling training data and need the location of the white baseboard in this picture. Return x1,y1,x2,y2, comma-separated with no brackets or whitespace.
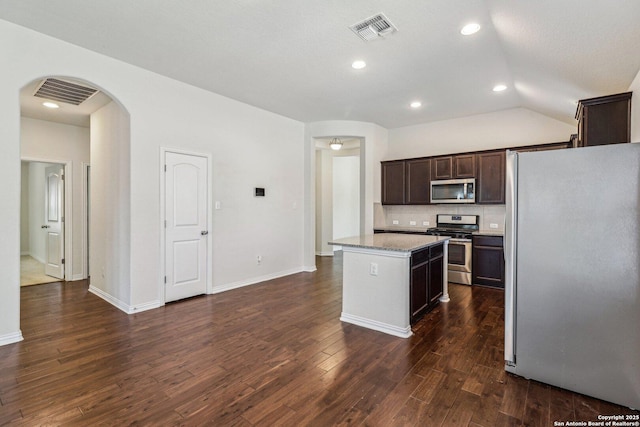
0,330,24,347
20,251,29,256
315,251,334,256
302,265,317,272
210,267,305,295
70,274,85,281
340,312,412,339
89,286,162,314
30,253,46,264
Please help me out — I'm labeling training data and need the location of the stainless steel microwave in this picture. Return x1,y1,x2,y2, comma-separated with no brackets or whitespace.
430,178,475,204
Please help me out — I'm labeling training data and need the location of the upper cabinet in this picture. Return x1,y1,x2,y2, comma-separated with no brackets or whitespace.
431,154,476,180
576,92,632,147
476,151,505,204
406,158,431,204
381,161,406,205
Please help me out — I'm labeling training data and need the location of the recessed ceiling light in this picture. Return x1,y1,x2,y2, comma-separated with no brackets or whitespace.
352,60,367,70
461,23,481,36
493,84,508,92
410,101,422,108
42,101,59,109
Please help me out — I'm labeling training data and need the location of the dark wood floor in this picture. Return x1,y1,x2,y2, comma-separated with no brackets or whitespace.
1,254,637,426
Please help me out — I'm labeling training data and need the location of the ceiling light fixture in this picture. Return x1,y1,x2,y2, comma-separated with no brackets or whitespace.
461,23,481,36
493,84,508,92
42,101,59,109
352,60,367,70
329,138,343,150
410,101,422,108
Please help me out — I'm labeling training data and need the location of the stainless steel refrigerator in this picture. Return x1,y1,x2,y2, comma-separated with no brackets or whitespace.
504,143,640,409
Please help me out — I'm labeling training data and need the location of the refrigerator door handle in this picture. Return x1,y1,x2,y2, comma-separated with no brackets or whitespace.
504,151,517,367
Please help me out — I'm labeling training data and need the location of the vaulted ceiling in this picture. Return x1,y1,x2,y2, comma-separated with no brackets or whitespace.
2,0,639,129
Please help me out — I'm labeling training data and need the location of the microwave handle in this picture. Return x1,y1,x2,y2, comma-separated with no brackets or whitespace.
463,183,467,197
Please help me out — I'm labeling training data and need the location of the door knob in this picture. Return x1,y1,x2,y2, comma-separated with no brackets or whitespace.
41,225,50,229
201,231,208,235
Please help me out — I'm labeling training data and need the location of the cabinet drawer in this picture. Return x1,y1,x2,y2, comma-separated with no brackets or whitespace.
412,247,430,266
430,243,443,259
473,235,503,247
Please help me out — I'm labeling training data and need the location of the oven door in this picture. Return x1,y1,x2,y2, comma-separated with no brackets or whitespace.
447,238,472,285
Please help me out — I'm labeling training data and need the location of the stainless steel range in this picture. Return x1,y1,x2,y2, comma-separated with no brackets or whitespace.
426,214,479,285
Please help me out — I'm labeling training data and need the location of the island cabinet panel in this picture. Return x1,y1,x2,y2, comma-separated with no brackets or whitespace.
406,158,431,204
476,150,506,204
410,243,444,324
576,92,632,147
472,235,505,288
381,161,406,205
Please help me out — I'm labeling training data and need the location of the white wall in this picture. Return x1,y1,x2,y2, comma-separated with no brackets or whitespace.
0,19,305,343
629,68,640,143
386,107,576,160
21,117,90,279
90,101,131,306
333,155,360,240
315,149,333,256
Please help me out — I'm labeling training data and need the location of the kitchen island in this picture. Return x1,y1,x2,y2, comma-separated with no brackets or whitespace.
329,234,450,338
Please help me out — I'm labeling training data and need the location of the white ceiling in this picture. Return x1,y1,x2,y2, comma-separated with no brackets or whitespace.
3,1,640,129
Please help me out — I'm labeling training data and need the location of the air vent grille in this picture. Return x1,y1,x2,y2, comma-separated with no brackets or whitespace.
33,78,99,105
349,13,397,41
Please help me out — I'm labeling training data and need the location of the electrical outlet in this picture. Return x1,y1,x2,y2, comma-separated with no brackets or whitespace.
422,221,430,226
369,262,378,276
392,220,399,225
409,221,416,226
490,223,499,229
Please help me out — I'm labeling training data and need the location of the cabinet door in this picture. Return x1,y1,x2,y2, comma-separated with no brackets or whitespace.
428,252,444,303
577,92,632,147
381,161,406,205
476,151,505,204
411,262,429,322
472,236,505,288
431,156,452,180
453,154,476,178
406,158,430,204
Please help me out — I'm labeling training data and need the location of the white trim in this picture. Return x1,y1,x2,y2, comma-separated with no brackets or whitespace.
316,251,334,256
0,330,24,346
82,162,90,280
29,253,46,264
340,312,412,339
159,147,213,304
70,273,84,281
302,265,317,272
210,267,304,295
20,251,29,256
89,285,163,314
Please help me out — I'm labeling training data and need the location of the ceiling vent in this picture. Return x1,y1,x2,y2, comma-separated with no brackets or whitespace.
33,78,99,105
349,13,397,41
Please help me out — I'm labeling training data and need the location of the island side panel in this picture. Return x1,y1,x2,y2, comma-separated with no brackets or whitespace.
340,247,412,338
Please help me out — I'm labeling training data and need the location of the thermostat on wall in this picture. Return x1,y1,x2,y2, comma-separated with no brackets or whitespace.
255,187,265,197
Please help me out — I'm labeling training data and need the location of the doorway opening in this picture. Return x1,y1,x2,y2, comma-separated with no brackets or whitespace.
314,137,362,256
20,160,66,286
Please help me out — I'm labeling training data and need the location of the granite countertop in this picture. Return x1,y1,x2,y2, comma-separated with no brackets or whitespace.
474,230,505,237
373,226,430,233
329,234,449,252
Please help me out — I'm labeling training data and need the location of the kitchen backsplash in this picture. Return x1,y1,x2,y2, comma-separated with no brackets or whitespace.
374,203,506,232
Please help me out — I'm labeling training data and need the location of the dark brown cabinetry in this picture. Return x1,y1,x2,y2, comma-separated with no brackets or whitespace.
476,151,505,204
410,243,444,324
431,154,476,180
406,158,431,204
514,141,573,152
576,92,632,147
381,161,406,205
472,235,504,288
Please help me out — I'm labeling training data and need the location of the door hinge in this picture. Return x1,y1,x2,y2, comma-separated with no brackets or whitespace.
164,276,167,284
61,258,65,265
164,220,167,228
61,174,65,181
164,165,167,172
62,216,65,222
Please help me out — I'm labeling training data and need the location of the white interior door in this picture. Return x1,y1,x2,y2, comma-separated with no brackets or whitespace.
165,152,208,302
44,165,64,279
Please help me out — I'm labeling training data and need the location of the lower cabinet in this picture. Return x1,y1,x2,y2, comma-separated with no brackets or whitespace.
472,235,505,288
410,243,444,324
